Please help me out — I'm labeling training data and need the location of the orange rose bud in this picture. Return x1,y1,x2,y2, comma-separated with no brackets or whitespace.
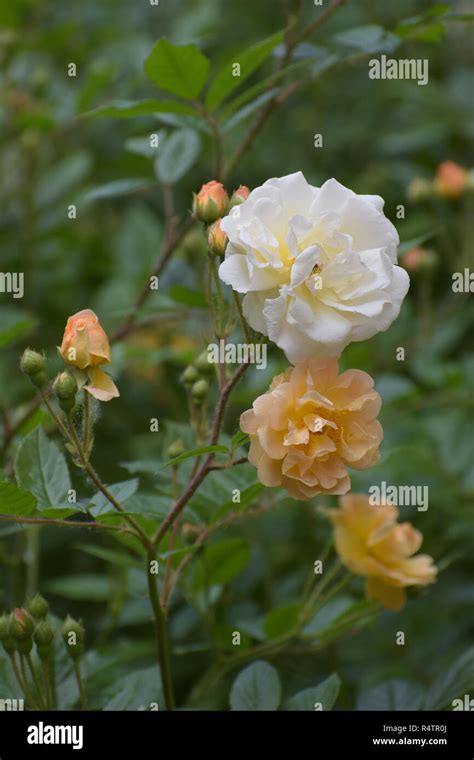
208,218,228,257
230,185,250,207
434,161,468,199
59,309,119,402
193,181,229,223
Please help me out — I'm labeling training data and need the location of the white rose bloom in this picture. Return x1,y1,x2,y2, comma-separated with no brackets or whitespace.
219,172,409,363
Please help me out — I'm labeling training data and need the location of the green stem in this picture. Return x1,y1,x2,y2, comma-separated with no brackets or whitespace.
83,390,92,460
42,657,52,710
25,525,40,599
73,658,88,710
26,653,46,709
40,390,71,441
231,289,251,343
9,653,30,704
20,654,38,709
146,553,176,711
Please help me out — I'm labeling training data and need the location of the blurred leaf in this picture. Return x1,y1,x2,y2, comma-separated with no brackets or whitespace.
35,151,92,208
102,665,163,710
424,647,474,710
45,573,113,601
0,307,37,348
162,445,228,469
0,480,37,516
75,543,141,568
223,89,279,132
144,39,210,100
125,135,162,159
334,25,400,53
263,602,301,639
357,679,425,710
168,285,207,308
14,427,71,510
82,179,152,203
212,481,264,522
206,31,284,109
89,479,139,516
193,538,250,589
285,673,341,711
155,128,201,184
85,99,196,118
229,660,281,711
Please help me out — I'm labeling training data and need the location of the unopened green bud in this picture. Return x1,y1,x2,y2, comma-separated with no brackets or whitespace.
2,638,16,656
34,621,54,660
20,349,45,376
62,615,84,659
30,370,48,388
17,638,33,655
9,608,34,641
53,372,77,411
166,439,185,460
191,379,209,405
28,592,49,620
194,351,213,375
182,365,199,387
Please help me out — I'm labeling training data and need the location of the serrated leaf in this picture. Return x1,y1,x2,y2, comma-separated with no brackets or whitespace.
144,39,210,100
162,445,228,469
193,538,250,590
357,679,425,711
102,666,163,710
0,481,37,516
89,479,139,516
286,674,341,711
155,129,201,184
263,602,302,639
230,661,281,711
14,427,71,510
206,31,284,109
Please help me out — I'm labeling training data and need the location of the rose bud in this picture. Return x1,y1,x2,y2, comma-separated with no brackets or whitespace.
434,160,468,199
0,614,10,641
230,185,250,207
9,608,34,641
191,378,209,406
53,371,78,412
401,247,437,273
20,349,47,388
192,181,229,224
194,350,213,375
59,309,119,402
62,615,85,659
208,218,228,257
28,592,49,620
182,365,199,387
166,439,185,460
34,620,55,660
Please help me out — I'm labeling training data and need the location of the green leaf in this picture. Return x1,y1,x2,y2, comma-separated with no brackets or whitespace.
357,679,425,711
125,135,162,159
230,661,281,711
168,285,208,308
102,666,163,710
14,427,71,510
85,99,196,119
0,307,38,348
286,674,341,711
424,648,474,710
230,431,249,450
0,481,37,516
223,90,279,132
82,179,152,203
193,538,250,590
334,25,400,54
144,38,210,100
45,574,113,601
263,603,301,639
162,445,228,469
212,481,263,522
89,479,139,516
75,543,141,568
155,128,201,184
206,31,284,109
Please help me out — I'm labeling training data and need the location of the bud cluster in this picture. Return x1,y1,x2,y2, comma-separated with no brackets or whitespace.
192,180,250,257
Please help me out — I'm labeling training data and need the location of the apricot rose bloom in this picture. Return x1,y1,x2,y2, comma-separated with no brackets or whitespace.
327,494,437,611
434,160,468,199
219,172,409,364
240,357,382,500
59,309,119,401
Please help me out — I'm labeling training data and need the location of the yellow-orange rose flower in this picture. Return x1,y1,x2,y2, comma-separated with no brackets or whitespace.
434,160,468,199
327,494,437,611
59,309,119,401
240,357,382,500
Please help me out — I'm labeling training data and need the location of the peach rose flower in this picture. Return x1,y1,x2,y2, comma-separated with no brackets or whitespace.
327,494,437,611
434,161,468,199
59,309,119,401
240,357,382,500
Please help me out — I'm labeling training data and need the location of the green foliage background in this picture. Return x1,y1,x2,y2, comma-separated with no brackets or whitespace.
0,0,473,710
